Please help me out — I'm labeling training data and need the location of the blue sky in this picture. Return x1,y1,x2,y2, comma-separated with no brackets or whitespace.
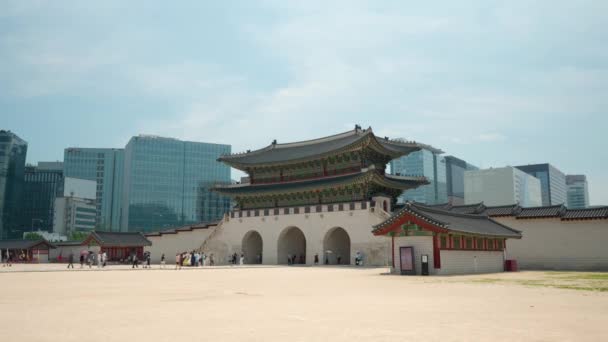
1,1,607,204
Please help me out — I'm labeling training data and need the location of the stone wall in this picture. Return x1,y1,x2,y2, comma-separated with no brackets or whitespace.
494,217,608,270
204,202,390,266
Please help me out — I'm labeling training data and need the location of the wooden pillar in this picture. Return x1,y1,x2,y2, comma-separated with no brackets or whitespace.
391,235,395,268
433,234,441,269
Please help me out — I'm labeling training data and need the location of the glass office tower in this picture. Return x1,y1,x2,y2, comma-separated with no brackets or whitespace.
63,148,124,231
0,130,28,239
19,163,64,233
566,175,589,209
121,135,231,232
445,156,479,205
515,163,567,206
390,148,447,205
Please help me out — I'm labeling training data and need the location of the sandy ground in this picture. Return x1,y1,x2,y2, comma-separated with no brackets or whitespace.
1,265,607,342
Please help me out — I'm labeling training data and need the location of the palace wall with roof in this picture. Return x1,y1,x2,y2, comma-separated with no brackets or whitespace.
427,203,608,270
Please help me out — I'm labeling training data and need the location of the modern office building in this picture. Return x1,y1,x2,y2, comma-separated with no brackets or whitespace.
121,135,231,232
515,163,567,206
464,166,542,207
389,145,446,205
566,175,589,209
0,130,28,239
63,148,124,231
53,196,97,235
445,156,478,205
19,162,64,234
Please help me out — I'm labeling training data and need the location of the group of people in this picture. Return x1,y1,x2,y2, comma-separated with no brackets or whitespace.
74,251,108,269
175,251,214,269
1,250,30,266
287,254,306,265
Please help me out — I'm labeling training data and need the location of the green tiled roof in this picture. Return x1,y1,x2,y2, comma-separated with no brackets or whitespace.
218,127,439,168
213,170,427,196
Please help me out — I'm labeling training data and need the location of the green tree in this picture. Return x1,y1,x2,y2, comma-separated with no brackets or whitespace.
24,232,44,240
69,231,89,241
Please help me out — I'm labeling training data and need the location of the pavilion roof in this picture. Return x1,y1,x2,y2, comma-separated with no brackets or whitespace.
0,239,56,250
218,127,441,169
373,203,521,238
212,169,428,196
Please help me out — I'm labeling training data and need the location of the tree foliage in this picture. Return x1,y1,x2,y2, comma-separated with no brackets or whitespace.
24,232,44,240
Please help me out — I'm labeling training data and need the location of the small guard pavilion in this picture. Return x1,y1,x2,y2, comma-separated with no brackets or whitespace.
373,203,522,275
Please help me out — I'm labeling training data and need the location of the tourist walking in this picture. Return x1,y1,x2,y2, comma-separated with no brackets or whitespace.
132,253,139,268
239,253,244,265
161,254,166,269
102,252,107,267
209,253,215,266
314,254,319,265
87,253,92,268
175,253,180,270
97,252,102,268
146,252,151,269
337,255,342,265
79,254,84,268
67,252,74,269
190,251,195,267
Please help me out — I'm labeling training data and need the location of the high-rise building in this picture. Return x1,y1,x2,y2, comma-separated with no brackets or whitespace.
566,175,589,209
0,130,28,239
445,156,478,205
53,197,97,235
63,148,124,231
515,163,567,206
389,146,447,205
121,135,231,232
53,177,97,236
464,166,542,207
19,162,64,234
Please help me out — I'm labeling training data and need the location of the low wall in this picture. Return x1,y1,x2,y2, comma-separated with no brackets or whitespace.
494,217,608,271
145,228,213,264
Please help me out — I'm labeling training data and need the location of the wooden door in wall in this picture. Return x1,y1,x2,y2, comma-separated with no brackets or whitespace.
399,247,416,275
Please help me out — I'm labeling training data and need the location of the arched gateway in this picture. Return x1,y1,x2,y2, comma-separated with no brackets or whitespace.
278,227,306,265
323,227,351,265
242,231,263,264
212,127,436,266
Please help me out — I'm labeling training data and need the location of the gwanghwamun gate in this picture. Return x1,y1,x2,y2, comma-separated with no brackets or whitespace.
138,126,607,275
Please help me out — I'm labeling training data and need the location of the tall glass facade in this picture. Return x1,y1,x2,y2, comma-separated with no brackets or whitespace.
121,135,231,232
515,164,567,206
390,149,447,205
566,175,589,209
445,156,479,205
19,163,64,233
64,148,123,231
0,130,28,239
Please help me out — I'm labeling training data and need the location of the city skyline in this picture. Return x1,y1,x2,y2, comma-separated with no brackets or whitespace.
1,1,607,204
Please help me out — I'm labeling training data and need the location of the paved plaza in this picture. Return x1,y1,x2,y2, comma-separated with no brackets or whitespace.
1,265,607,341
